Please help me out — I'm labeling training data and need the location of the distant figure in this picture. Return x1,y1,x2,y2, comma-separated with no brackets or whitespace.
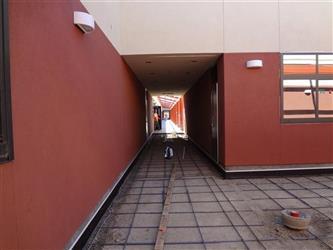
154,112,160,130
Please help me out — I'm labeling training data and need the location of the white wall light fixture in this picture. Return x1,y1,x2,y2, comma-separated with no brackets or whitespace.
74,11,95,33
246,60,263,69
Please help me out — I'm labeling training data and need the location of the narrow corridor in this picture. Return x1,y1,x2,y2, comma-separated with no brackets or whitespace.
85,135,333,250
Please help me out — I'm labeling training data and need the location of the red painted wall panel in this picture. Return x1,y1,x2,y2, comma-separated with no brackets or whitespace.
185,68,215,155
170,97,185,130
0,1,146,249
221,53,333,167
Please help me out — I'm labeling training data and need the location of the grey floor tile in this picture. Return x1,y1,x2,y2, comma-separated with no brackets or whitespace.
309,176,332,182
102,245,125,250
143,180,165,188
173,186,187,193
226,212,246,226
219,201,235,212
125,245,154,250
301,198,332,208
141,187,164,194
235,226,257,241
264,190,293,199
243,190,269,199
274,198,309,209
140,194,163,203
185,179,207,186
245,241,265,250
312,188,333,197
132,213,161,227
262,239,330,250
137,203,163,213
217,184,237,192
192,202,222,212
189,193,216,202
103,214,134,227
213,192,227,201
255,199,282,210
209,184,221,192
299,182,326,189
196,212,231,226
239,211,264,226
250,226,278,241
164,244,205,250
269,178,293,184
248,178,272,185
172,193,190,202
278,183,303,190
317,207,333,220
127,228,158,244
94,228,129,244
224,192,243,201
256,183,281,190
174,180,185,187
168,213,197,227
289,189,320,198
308,219,333,238
126,188,141,195
288,177,311,183
322,181,333,188
201,226,241,242
170,202,193,213
118,195,140,204
187,186,211,193
205,242,247,250
231,199,281,211
165,227,202,243
238,184,258,191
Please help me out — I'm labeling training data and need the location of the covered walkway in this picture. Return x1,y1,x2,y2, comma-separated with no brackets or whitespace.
155,120,183,134
84,135,333,250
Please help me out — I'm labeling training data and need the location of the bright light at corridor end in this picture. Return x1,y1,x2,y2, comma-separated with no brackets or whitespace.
153,95,181,110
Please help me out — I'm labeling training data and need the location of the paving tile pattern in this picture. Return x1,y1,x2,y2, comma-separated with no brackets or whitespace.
85,135,333,250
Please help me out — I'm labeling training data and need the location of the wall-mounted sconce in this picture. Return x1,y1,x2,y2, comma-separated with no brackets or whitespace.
74,11,95,33
304,89,312,96
246,60,263,69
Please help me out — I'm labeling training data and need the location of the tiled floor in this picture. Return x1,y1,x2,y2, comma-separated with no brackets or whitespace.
85,135,333,250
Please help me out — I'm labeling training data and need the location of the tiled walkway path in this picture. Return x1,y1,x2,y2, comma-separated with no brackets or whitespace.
85,135,333,250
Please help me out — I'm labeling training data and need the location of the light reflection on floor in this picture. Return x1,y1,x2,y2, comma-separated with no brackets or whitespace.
155,119,183,134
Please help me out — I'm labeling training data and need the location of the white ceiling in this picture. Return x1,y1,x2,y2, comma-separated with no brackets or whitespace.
123,54,220,96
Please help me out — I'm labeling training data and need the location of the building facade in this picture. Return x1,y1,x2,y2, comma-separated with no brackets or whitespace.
0,0,332,248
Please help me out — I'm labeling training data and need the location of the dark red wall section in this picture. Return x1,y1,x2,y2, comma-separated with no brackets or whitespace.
170,97,185,131
0,1,146,249
221,53,333,167
185,68,215,155
217,56,225,166
147,93,154,135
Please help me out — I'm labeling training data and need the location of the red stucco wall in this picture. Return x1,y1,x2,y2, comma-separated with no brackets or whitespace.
170,97,185,130
221,53,333,167
185,68,215,155
0,1,146,249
